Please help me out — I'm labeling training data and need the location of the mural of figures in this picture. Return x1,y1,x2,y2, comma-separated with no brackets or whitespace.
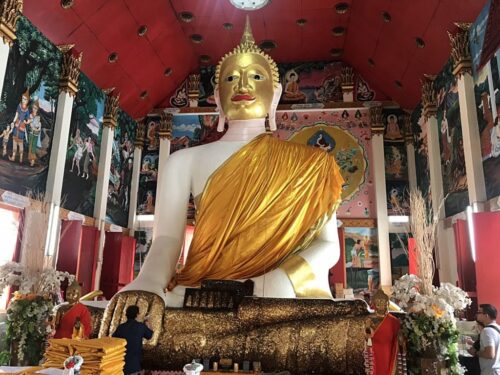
412,104,431,201
471,0,500,200
137,115,159,215
276,109,375,218
385,144,408,180
61,74,105,217
387,181,410,215
196,61,389,107
383,112,404,142
390,233,409,281
435,60,469,216
344,227,379,294
106,111,136,228
0,17,60,195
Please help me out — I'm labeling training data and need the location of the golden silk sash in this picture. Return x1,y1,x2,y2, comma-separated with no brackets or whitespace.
176,134,344,287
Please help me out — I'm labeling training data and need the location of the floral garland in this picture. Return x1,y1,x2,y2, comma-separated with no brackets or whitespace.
0,262,75,365
392,275,471,375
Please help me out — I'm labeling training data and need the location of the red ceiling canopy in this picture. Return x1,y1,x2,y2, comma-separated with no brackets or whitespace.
24,0,485,117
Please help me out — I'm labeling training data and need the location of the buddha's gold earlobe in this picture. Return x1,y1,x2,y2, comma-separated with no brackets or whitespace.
214,88,226,132
268,84,282,131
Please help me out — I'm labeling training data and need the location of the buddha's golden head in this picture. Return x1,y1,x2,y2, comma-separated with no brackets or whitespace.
66,280,81,305
215,16,281,122
372,288,389,316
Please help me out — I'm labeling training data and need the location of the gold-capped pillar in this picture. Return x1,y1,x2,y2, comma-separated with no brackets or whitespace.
449,23,487,210
421,75,456,284
188,74,200,107
94,90,119,290
128,117,145,232
369,104,391,290
403,112,417,193
44,45,82,262
0,0,22,95
153,111,173,238
341,66,354,103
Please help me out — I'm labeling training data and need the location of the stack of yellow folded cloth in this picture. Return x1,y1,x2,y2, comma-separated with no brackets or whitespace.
43,337,126,375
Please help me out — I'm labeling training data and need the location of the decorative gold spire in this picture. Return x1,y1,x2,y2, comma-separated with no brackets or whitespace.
0,0,23,47
159,112,173,140
421,74,437,120
215,15,279,88
103,91,120,129
134,117,146,149
448,22,472,77
369,104,384,135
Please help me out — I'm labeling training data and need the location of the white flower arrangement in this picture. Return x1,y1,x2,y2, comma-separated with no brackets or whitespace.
0,261,74,297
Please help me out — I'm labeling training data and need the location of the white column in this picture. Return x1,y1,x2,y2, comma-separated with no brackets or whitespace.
128,146,142,231
153,113,173,239
93,93,120,290
369,106,391,290
0,42,10,96
457,72,487,208
426,115,454,283
406,141,418,193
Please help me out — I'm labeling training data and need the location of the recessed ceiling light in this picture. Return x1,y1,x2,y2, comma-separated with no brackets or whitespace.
223,22,233,30
108,52,118,63
164,68,173,77
137,25,148,37
190,34,203,43
416,37,425,48
335,2,349,14
296,18,307,26
140,91,148,100
229,0,270,10
179,11,194,23
330,48,343,58
332,26,346,36
382,11,391,23
368,58,375,67
60,0,74,9
395,80,403,88
259,40,277,51
200,55,211,64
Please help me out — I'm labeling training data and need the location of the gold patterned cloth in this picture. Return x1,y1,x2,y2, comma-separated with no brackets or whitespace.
176,134,343,286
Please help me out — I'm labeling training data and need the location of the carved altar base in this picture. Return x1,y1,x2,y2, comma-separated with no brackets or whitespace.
98,294,369,374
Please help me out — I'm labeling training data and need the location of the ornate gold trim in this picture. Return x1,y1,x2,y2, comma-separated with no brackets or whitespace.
188,73,200,107
341,66,354,88
134,117,146,149
0,0,22,46
421,74,437,120
341,218,377,228
448,23,472,77
158,112,173,140
58,44,82,97
103,91,120,129
369,105,384,135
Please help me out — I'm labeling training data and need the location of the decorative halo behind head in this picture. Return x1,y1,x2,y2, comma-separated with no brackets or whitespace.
215,16,279,89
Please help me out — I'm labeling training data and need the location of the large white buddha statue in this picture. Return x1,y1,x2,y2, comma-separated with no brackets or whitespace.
121,18,344,307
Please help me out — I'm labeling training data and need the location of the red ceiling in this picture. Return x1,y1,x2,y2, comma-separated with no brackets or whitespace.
24,0,485,117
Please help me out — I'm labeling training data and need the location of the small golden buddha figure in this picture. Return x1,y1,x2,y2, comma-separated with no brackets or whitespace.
54,280,92,339
364,289,401,375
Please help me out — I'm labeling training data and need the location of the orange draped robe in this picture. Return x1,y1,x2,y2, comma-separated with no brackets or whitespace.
176,134,343,287
372,313,401,375
54,302,92,339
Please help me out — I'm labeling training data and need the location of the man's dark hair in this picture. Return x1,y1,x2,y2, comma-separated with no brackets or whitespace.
480,304,497,320
126,305,139,320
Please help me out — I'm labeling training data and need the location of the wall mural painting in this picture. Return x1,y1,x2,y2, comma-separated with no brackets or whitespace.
344,227,379,294
137,115,159,215
390,233,409,281
412,104,430,203
471,0,500,200
61,74,105,217
196,62,386,107
435,60,469,216
281,109,375,218
387,181,410,215
384,144,407,181
106,111,136,228
0,17,60,196
383,110,405,143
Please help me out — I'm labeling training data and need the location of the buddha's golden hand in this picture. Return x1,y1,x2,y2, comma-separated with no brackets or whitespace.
98,290,164,346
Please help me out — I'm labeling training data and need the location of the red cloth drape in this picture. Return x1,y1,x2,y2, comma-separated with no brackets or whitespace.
453,219,476,293
54,302,92,339
371,313,400,375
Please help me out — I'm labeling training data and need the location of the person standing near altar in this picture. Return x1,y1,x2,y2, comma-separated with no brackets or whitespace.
53,280,92,339
468,304,500,375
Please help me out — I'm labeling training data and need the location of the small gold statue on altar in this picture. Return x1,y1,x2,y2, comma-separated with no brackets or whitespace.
364,289,407,375
54,280,92,339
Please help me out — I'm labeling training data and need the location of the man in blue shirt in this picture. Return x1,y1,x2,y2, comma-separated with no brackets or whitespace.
112,305,153,375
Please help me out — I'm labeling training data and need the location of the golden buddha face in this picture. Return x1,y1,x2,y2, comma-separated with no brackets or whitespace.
218,53,275,121
66,281,81,305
